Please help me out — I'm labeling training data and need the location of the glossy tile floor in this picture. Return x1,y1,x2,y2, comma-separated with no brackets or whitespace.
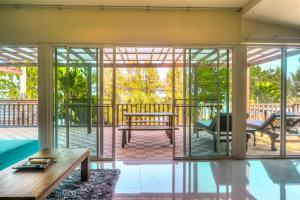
92,159,300,200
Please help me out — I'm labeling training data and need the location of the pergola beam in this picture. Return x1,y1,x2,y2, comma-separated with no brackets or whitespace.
247,48,265,58
248,49,300,66
117,47,125,64
0,67,23,75
69,49,89,63
0,48,36,61
162,48,171,63
191,50,216,63
247,49,280,63
150,48,154,64
175,52,183,63
84,48,97,60
103,51,112,63
156,48,165,61
135,48,138,64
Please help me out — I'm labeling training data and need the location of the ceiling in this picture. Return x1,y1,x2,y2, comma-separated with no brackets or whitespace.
0,0,299,30
0,0,250,8
244,0,300,29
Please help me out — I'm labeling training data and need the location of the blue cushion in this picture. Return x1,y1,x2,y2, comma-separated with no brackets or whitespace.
0,140,39,170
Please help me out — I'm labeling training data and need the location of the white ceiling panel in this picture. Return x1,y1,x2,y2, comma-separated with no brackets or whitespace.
244,0,300,29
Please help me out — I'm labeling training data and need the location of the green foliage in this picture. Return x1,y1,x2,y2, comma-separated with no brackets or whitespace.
56,65,93,123
0,70,21,99
0,67,38,100
165,68,183,102
26,67,38,99
250,65,281,103
116,68,163,104
287,58,300,103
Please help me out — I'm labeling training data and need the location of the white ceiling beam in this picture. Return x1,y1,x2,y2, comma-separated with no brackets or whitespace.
241,0,262,17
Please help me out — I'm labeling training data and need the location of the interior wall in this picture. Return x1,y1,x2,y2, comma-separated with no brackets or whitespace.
241,19,300,44
0,8,241,44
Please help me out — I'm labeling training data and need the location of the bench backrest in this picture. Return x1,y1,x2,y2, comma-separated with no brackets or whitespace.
258,112,300,129
210,113,232,132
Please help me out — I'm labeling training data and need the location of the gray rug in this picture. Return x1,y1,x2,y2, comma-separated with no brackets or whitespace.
46,169,121,200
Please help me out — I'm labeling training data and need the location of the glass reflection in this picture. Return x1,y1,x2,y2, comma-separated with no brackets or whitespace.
91,159,300,199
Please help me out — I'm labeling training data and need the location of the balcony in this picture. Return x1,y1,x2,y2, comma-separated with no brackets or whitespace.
1,100,300,159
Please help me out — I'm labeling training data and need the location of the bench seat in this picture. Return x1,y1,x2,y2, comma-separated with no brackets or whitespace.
118,126,179,147
118,125,178,130
125,120,170,124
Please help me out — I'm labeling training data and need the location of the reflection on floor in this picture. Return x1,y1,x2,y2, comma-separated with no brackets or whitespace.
93,159,300,200
1,127,300,158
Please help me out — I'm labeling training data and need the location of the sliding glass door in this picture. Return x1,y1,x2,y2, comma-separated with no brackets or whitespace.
54,47,115,160
286,48,300,156
174,48,232,159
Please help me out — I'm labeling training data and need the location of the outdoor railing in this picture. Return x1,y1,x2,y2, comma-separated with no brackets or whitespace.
0,100,38,126
249,103,300,120
3,100,299,127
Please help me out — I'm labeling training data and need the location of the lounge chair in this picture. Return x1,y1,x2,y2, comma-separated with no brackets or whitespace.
197,113,251,151
247,112,300,151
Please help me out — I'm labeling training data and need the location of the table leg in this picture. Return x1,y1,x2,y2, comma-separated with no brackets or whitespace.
81,155,90,182
122,130,126,148
128,130,131,142
169,116,173,144
129,116,132,127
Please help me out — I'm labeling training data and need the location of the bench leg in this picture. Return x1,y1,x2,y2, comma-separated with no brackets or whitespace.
270,135,277,151
128,130,131,143
81,156,90,182
167,130,171,138
246,134,250,151
213,135,217,152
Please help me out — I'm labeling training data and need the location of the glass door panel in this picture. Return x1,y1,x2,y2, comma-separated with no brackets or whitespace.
174,48,189,158
102,48,115,159
54,47,115,160
174,48,231,158
68,48,97,157
54,47,98,157
219,49,232,156
286,48,300,156
54,47,68,149
190,48,219,157
246,47,282,156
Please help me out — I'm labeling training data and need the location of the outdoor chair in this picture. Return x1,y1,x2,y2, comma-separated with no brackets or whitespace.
197,113,251,152
247,112,300,151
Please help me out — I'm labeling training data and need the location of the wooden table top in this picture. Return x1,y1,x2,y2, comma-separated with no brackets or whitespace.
124,112,177,116
0,148,89,200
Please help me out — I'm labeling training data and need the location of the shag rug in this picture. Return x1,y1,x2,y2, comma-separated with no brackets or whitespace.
46,169,121,200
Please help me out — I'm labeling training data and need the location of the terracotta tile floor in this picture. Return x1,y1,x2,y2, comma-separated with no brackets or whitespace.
1,126,300,158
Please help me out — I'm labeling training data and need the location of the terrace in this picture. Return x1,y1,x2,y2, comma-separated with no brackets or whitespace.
0,47,300,160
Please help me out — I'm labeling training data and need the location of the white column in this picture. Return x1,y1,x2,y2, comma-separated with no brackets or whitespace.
38,44,53,149
232,45,247,159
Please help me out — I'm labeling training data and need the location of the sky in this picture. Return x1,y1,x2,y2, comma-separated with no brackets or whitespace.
261,54,300,77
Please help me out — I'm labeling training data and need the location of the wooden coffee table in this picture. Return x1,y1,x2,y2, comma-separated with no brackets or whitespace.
0,148,90,200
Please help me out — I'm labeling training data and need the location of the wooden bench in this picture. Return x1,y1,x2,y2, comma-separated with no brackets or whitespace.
118,125,179,148
126,120,170,124
0,148,89,200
